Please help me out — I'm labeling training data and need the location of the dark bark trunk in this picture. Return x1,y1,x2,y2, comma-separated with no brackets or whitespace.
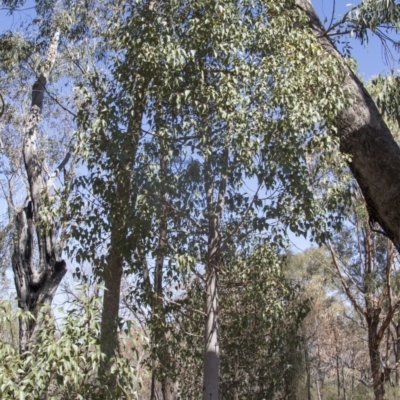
296,0,400,253
368,321,386,400
336,354,340,400
11,30,67,354
304,346,312,400
342,363,347,400
100,239,123,367
155,151,175,400
99,97,145,374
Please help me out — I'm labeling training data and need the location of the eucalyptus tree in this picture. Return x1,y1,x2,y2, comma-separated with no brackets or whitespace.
100,1,350,399
295,0,400,254
0,6,80,351
12,0,400,396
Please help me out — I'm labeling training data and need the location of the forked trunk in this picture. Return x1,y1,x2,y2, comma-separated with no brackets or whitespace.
11,30,67,354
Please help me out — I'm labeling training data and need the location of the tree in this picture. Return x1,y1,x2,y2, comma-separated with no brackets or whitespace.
6,1,400,398
328,192,400,400
286,247,374,400
74,1,351,396
0,10,78,352
295,0,400,254
10,29,71,353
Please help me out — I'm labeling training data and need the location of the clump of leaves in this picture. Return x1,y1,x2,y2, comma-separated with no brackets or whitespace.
0,286,140,399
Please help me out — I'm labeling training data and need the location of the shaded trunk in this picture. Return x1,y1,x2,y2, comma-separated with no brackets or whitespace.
11,30,67,354
296,0,400,253
395,321,400,385
368,321,385,400
100,234,123,367
336,354,340,400
156,151,175,400
99,99,145,373
304,346,312,400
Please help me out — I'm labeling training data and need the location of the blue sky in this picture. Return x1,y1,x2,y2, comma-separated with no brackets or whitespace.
314,0,400,79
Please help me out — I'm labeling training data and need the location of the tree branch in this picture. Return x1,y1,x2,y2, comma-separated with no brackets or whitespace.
329,241,366,318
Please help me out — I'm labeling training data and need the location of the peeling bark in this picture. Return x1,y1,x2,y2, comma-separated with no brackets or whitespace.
11,30,67,354
296,0,400,253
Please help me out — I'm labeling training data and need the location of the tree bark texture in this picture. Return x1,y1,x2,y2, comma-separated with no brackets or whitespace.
99,177,132,372
12,30,67,354
296,0,400,253
202,161,220,400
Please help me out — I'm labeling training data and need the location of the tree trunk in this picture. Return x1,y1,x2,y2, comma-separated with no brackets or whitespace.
203,266,219,400
155,151,175,400
202,141,228,400
100,236,123,367
366,316,386,400
98,88,146,377
202,151,220,400
304,346,312,400
12,30,67,354
296,0,400,253
395,321,400,385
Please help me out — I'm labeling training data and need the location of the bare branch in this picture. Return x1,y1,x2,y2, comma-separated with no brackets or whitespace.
46,152,72,189
329,241,366,318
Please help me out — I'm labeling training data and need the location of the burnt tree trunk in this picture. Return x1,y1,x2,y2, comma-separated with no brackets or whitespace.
12,30,67,354
296,0,400,253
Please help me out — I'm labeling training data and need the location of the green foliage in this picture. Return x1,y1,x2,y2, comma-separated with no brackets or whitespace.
347,0,400,45
69,0,351,282
0,287,140,399
219,246,309,399
325,0,400,54
368,73,400,138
